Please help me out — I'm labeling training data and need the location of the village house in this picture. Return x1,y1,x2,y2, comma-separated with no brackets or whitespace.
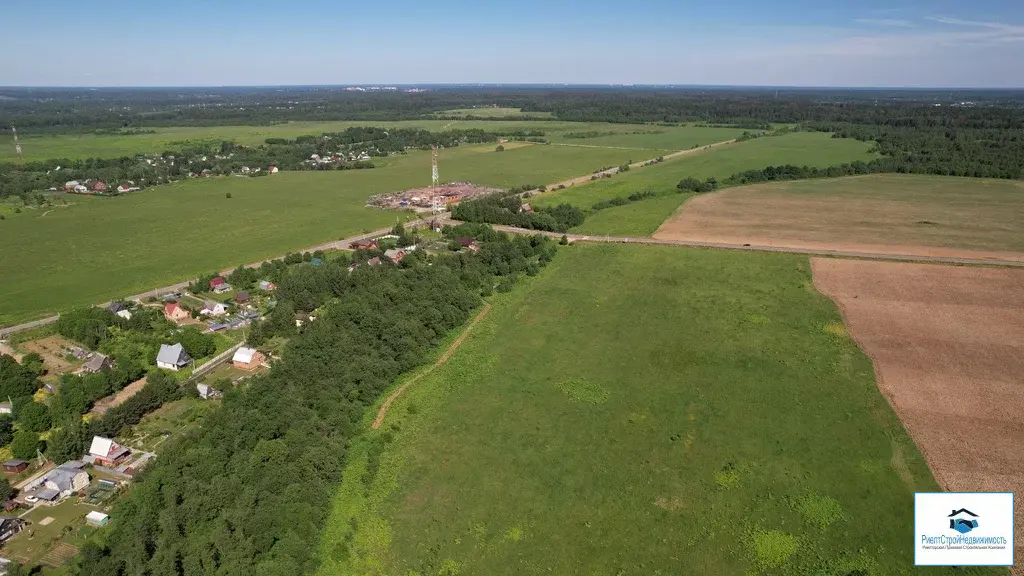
231,347,265,371
0,517,25,544
163,302,190,323
74,184,89,194
196,383,223,400
89,437,131,467
258,280,276,291
1,460,28,474
63,180,80,191
91,181,107,193
234,291,250,304
210,277,232,293
384,248,407,264
457,237,481,252
520,203,533,213
269,164,279,174
80,353,112,374
107,301,132,320
201,301,227,316
156,343,192,371
349,239,378,250
43,461,90,498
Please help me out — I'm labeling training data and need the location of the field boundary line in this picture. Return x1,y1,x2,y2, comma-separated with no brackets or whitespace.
371,302,492,430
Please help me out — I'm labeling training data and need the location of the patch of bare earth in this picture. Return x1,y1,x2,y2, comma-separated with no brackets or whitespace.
654,178,1024,262
811,258,1024,562
90,376,147,416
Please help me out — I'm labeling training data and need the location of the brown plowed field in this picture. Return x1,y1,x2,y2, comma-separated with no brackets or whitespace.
811,258,1024,562
654,174,1024,262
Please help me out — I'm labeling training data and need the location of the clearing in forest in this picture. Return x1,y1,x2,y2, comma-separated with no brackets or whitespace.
316,244,985,575
812,258,1024,564
655,174,1024,260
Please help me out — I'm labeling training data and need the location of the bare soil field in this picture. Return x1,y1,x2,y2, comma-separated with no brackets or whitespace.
17,335,85,375
655,174,1024,262
812,258,1024,560
90,377,147,416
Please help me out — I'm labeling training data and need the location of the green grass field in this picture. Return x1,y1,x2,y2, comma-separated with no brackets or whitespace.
573,193,697,236
2,121,744,162
317,243,982,575
545,127,745,150
0,173,395,325
531,132,878,236
0,141,656,325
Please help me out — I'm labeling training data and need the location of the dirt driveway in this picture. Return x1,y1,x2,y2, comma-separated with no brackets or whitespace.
812,258,1024,562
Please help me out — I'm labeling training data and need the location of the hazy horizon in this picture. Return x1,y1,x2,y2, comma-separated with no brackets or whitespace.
3,0,1024,88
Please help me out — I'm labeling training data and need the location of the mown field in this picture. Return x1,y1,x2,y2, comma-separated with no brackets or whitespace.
317,243,984,576
0,141,649,325
1,121,743,162
655,174,1024,255
531,132,879,236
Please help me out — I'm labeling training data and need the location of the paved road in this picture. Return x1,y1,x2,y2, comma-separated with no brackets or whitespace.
477,224,1024,268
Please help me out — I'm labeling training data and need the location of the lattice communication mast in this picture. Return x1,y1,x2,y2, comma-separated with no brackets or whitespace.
430,144,443,213
431,144,439,190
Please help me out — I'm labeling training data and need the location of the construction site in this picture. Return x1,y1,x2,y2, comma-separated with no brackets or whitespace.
366,145,502,212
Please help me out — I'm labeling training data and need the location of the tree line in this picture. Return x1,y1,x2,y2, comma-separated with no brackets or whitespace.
70,225,559,576
452,191,584,232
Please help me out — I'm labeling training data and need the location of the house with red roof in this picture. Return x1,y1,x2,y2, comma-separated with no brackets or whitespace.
163,302,190,323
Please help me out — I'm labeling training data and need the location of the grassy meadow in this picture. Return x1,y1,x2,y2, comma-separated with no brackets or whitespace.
317,243,982,575
0,140,656,324
531,132,879,236
2,121,743,162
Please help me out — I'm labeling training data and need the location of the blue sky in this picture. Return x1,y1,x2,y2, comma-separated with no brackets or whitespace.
3,0,1024,87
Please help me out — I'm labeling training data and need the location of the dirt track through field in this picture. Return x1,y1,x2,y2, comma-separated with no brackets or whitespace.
371,303,491,430
812,258,1024,561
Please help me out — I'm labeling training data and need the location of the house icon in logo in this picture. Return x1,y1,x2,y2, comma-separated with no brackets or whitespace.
948,509,979,534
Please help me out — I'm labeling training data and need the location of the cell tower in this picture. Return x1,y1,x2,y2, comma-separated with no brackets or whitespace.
12,127,24,163
431,144,439,190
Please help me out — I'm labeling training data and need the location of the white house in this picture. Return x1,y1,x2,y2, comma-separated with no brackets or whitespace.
201,301,227,316
116,309,132,320
44,462,90,499
156,343,192,371
89,437,131,466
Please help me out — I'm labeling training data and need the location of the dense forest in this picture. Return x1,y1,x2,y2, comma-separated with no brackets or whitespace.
71,226,558,576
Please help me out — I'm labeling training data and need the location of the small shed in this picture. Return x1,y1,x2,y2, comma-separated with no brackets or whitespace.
1,460,27,474
85,511,110,527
